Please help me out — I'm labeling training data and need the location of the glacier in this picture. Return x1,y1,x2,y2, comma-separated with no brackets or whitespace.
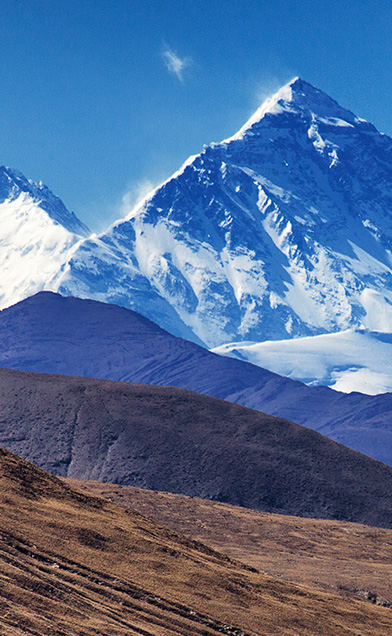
212,329,392,395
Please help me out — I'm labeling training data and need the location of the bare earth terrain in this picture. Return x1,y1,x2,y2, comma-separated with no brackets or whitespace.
1,446,392,635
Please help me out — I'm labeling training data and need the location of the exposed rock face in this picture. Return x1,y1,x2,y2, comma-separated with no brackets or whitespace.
56,78,392,347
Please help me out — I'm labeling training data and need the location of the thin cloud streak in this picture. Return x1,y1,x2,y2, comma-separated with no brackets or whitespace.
120,179,160,217
162,46,191,82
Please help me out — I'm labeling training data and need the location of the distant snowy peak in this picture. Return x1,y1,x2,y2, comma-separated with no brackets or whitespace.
0,166,90,237
0,166,89,311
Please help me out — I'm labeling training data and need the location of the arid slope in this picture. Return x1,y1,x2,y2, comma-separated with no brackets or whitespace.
71,480,392,607
1,446,392,635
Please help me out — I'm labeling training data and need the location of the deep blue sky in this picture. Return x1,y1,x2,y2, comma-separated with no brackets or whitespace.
1,0,392,231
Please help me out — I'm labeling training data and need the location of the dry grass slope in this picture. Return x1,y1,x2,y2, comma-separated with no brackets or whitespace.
0,447,391,635
71,480,392,609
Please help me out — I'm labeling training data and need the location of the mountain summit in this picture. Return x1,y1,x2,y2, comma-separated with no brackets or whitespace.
2,79,392,353
55,78,392,347
227,77,365,141
0,166,89,310
0,166,89,236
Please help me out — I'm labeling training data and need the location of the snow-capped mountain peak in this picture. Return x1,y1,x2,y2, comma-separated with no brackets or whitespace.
223,79,297,142
225,77,370,144
51,79,392,352
3,79,392,392
0,166,90,310
0,166,90,237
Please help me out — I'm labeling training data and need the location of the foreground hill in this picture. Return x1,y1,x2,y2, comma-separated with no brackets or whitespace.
70,479,392,609
1,447,392,635
1,366,392,528
1,291,391,465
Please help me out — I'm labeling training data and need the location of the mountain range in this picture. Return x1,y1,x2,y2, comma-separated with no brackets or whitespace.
1,78,392,633
1,78,392,392
0,292,391,465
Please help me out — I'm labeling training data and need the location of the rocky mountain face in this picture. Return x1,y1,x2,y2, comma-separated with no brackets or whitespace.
56,78,392,348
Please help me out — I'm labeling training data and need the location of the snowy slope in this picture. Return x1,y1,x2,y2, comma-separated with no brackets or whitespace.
0,166,89,309
56,78,392,348
212,329,392,395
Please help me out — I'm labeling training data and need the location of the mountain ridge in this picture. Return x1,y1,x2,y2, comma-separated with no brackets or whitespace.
1,291,391,465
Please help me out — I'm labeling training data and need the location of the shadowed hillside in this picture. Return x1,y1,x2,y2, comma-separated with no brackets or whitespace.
1,366,392,527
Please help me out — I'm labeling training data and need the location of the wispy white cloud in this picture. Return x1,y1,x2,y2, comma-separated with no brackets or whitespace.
120,179,159,217
253,70,296,106
162,46,191,83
